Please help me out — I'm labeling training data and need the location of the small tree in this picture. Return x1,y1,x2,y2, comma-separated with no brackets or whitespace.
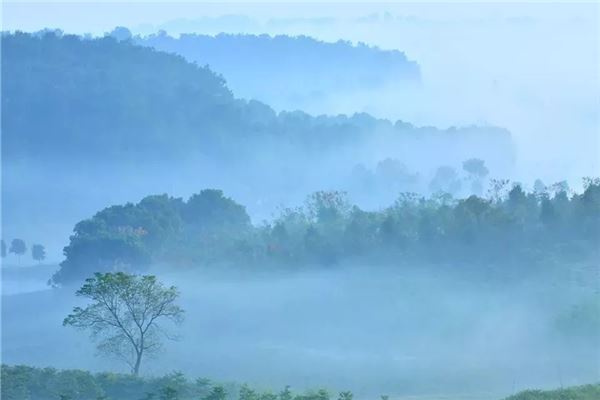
279,386,292,400
9,239,27,264
239,385,258,400
159,386,179,400
205,386,227,400
337,392,353,400
63,272,184,376
31,244,46,264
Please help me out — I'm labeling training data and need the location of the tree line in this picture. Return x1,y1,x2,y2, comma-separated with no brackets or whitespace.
1,363,362,400
1,239,46,264
133,29,420,111
51,177,600,284
2,31,512,169
3,364,599,400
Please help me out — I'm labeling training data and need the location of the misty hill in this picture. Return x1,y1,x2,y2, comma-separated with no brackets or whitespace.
51,179,600,284
1,31,514,259
133,31,421,113
2,31,509,165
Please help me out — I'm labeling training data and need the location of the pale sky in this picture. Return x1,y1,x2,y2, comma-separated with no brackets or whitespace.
2,2,598,35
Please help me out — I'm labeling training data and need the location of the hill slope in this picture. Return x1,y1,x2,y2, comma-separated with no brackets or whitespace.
135,32,420,113
1,31,514,259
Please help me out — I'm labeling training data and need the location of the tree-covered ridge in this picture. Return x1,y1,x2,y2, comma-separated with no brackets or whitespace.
52,179,600,284
1,364,349,400
1,364,233,400
135,31,420,104
1,31,512,167
136,31,420,83
2,31,233,161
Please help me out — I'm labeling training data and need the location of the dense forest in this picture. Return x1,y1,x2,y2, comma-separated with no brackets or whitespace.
1,364,267,400
2,31,510,166
134,30,420,112
3,365,599,400
51,178,600,284
1,31,514,260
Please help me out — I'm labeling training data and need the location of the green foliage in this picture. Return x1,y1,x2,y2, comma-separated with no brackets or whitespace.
1,365,350,400
504,384,600,400
2,32,512,172
159,386,179,400
1,365,104,400
462,158,489,178
2,31,232,162
53,178,600,281
52,191,250,284
9,238,27,257
4,364,598,400
63,272,184,375
205,385,227,400
31,244,46,263
137,32,420,103
0,365,229,400
239,384,258,400
292,389,330,400
279,386,293,400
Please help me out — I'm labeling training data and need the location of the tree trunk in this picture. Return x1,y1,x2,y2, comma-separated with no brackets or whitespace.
133,350,143,376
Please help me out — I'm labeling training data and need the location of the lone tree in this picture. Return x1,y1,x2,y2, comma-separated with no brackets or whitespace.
1,239,6,258
63,272,184,376
9,239,27,264
31,244,46,264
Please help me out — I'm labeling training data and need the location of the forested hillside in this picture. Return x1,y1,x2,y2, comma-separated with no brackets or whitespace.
2,31,510,165
52,178,600,284
135,31,420,112
1,31,514,259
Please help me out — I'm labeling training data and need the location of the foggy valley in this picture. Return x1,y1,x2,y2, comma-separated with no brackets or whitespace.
1,2,599,400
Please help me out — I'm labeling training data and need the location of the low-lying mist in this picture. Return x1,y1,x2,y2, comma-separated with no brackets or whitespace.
3,262,598,398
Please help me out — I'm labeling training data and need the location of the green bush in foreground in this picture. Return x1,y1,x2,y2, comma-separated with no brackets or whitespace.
504,384,600,400
0,365,338,400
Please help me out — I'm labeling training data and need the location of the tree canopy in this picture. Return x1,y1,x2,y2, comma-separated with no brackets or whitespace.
2,31,512,167
31,244,46,263
9,239,27,260
136,32,420,111
52,178,600,284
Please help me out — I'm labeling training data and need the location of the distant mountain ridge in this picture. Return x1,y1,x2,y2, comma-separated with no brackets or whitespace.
134,31,421,112
1,31,514,259
2,31,509,165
